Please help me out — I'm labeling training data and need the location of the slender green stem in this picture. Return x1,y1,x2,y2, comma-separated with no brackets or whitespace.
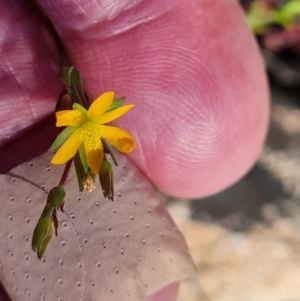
59,160,72,186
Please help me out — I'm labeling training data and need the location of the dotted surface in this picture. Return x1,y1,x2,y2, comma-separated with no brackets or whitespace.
0,152,196,301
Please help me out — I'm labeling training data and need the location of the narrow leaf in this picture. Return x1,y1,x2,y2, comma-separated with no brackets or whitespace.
49,126,78,151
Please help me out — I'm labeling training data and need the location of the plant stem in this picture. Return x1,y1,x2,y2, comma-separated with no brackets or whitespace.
59,160,72,186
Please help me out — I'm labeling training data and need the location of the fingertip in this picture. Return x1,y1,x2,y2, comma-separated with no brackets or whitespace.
145,282,179,301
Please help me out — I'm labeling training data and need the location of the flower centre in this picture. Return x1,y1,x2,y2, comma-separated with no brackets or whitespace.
81,122,101,150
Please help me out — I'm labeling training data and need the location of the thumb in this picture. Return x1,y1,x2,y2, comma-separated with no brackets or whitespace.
37,0,269,198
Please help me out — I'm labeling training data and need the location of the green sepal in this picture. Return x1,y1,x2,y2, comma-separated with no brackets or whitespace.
49,126,78,151
105,97,125,113
101,138,118,166
74,152,88,192
79,143,88,172
32,216,53,259
99,155,114,201
73,103,88,114
47,186,66,208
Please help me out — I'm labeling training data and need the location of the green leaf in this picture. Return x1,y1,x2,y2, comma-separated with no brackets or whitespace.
74,152,87,192
105,97,125,113
49,126,78,151
79,143,88,172
99,155,114,201
101,138,118,166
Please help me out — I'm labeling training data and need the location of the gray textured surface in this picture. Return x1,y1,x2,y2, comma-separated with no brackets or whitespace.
0,152,196,301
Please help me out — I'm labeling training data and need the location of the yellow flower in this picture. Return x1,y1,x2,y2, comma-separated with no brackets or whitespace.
51,91,135,174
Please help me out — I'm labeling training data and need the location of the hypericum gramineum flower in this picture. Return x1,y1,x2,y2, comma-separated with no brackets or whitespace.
51,91,135,174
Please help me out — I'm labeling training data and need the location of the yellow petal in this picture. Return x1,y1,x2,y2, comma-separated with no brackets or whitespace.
51,129,82,164
84,142,104,175
87,91,114,121
98,104,134,124
56,110,85,127
100,125,135,153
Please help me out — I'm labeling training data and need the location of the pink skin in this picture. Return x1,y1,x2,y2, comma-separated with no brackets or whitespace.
0,0,269,300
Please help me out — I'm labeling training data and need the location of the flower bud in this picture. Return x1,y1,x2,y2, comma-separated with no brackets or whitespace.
32,217,53,259
99,156,114,201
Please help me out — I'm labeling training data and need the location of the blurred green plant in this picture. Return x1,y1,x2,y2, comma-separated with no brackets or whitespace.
244,0,300,66
247,0,300,34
